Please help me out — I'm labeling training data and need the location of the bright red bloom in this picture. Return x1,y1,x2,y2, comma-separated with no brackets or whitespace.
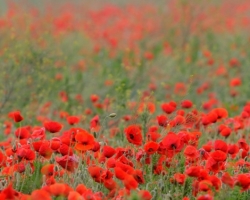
124,125,142,146
75,130,95,151
185,166,201,177
236,174,250,191
31,189,52,200
103,146,116,158
173,173,186,185
161,102,176,114
67,116,80,125
181,100,193,108
161,132,183,152
184,145,199,159
210,150,227,162
8,111,23,123
123,174,138,190
44,121,63,133
144,141,159,155
15,127,30,139
157,115,168,127
56,155,78,172
221,172,234,188
139,190,152,200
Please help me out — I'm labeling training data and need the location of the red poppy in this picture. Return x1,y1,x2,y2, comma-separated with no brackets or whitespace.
161,132,183,152
75,130,95,151
181,100,193,109
41,164,54,177
210,150,227,162
198,180,213,192
133,169,145,184
123,174,138,190
147,131,161,142
221,172,234,188
67,116,80,125
8,111,23,123
236,174,250,191
56,155,78,172
31,127,46,140
124,125,142,146
88,166,103,183
161,102,176,114
139,190,152,200
184,145,199,159
103,146,116,158
90,94,99,102
212,108,228,119
115,167,127,180
218,124,231,137
15,127,30,139
157,115,168,127
144,141,159,155
31,189,52,200
44,121,63,133
173,173,186,185
185,166,201,177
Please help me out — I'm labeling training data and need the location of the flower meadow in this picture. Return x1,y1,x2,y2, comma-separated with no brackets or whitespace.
1,0,250,199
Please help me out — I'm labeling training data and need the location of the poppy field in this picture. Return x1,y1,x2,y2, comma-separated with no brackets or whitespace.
1,0,250,199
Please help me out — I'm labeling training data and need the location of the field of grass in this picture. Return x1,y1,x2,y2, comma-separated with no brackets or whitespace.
1,0,250,199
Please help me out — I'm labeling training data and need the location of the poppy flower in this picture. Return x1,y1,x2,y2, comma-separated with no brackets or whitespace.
184,145,199,159
41,164,55,177
181,100,193,108
123,174,138,190
144,141,159,155
31,127,46,140
157,115,168,127
39,142,53,159
67,116,80,125
221,172,234,188
210,150,227,162
68,191,83,200
139,190,152,200
103,146,116,158
88,166,103,183
198,180,213,192
197,194,213,200
90,115,100,132
90,94,99,102
173,173,186,185
52,183,73,197
147,131,161,142
115,167,127,180
161,132,183,152
214,140,228,153
15,127,30,139
8,111,23,123
212,108,228,119
133,169,145,184
31,189,52,200
161,102,176,114
124,125,142,146
44,121,63,133
185,166,201,177
75,130,95,151
236,174,250,191
218,124,231,137
56,155,78,172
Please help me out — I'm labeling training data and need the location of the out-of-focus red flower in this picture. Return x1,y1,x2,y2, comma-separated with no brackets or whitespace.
67,116,80,125
8,110,23,122
75,130,95,151
124,125,142,146
44,121,63,133
144,141,159,155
